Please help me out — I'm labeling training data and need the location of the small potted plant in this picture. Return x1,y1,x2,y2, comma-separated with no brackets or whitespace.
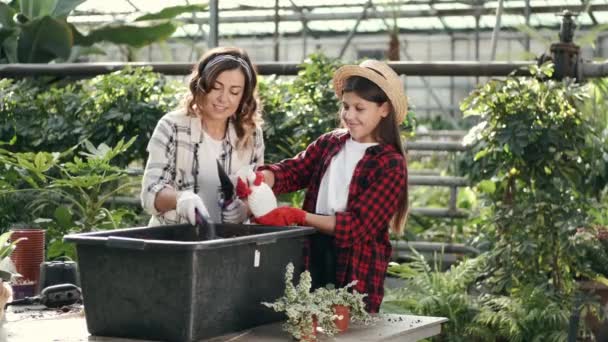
313,281,372,333
263,263,373,340
262,263,326,341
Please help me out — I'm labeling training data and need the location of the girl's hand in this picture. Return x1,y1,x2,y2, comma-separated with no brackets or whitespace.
255,207,306,226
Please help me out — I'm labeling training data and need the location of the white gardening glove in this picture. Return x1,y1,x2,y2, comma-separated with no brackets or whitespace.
176,190,210,225
222,199,249,223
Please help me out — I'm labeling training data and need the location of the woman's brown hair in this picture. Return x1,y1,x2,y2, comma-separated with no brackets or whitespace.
342,76,409,234
185,46,262,148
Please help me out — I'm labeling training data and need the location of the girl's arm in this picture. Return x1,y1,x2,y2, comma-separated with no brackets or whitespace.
304,213,336,235
258,133,329,194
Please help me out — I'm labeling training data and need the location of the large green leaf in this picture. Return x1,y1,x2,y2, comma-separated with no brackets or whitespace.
17,15,72,63
0,28,15,43
19,0,84,19
0,2,16,28
575,23,608,48
84,21,177,48
135,4,207,21
515,24,555,48
1,33,18,62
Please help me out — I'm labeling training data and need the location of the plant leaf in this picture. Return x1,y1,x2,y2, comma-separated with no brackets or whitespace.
17,15,72,62
19,0,85,19
135,4,207,21
81,21,177,48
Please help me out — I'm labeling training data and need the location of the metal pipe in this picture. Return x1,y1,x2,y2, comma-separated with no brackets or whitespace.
7,61,608,78
449,186,458,212
450,34,456,117
207,0,219,48
408,175,468,187
0,61,546,77
414,130,467,138
405,141,467,151
390,240,480,255
114,4,608,25
489,0,505,61
273,0,280,61
409,208,468,218
525,0,531,52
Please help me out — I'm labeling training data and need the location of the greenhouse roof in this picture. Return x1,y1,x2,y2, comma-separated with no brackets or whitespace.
71,0,608,37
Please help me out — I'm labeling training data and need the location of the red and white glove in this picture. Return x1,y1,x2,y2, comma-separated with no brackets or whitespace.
236,177,251,199
255,207,307,226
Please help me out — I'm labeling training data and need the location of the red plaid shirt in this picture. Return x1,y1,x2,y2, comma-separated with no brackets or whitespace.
259,130,407,312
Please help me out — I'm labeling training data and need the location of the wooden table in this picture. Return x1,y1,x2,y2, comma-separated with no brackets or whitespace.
5,306,447,342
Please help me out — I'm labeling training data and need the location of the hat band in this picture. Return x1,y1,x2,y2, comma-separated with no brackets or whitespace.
365,66,386,79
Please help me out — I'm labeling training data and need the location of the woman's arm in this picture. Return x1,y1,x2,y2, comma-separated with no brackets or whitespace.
154,187,178,213
141,117,177,215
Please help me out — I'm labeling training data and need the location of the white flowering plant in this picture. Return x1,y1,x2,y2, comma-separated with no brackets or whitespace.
262,263,373,340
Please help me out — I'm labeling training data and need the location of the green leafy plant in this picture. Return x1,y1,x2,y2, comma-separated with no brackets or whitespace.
383,249,491,341
460,62,607,291
0,138,141,259
0,231,26,281
451,63,608,339
262,262,325,340
0,67,182,166
259,53,342,163
0,0,207,63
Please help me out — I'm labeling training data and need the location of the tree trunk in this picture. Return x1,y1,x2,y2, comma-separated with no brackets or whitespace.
387,32,400,61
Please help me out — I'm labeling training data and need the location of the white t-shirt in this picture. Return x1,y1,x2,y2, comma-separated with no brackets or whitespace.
197,130,224,223
315,138,378,215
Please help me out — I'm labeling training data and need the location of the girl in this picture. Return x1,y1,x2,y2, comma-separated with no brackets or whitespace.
141,47,264,226
257,60,408,313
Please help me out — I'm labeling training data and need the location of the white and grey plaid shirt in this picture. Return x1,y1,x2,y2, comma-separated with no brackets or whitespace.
141,109,264,224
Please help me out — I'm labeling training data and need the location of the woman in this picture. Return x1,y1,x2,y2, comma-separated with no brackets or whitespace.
256,60,409,312
141,47,264,225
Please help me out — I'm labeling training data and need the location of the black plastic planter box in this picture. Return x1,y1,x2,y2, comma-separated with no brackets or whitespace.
64,223,315,342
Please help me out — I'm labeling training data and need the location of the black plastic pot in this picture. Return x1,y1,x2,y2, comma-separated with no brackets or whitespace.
64,223,314,342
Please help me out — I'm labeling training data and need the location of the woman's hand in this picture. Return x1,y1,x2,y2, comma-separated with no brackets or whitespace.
222,199,249,223
176,191,210,225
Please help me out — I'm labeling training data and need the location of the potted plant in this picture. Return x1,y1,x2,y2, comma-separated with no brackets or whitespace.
262,263,373,340
312,282,372,333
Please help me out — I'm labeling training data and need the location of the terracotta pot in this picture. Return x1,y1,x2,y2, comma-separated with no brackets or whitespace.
333,305,350,332
9,228,45,291
299,316,318,342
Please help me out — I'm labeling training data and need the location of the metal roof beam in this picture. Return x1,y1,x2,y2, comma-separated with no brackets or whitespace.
160,4,608,24
70,4,608,27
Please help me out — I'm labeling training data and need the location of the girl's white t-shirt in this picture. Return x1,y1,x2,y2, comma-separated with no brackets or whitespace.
315,138,378,215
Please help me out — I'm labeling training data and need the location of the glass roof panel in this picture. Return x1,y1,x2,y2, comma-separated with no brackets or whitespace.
20,0,608,35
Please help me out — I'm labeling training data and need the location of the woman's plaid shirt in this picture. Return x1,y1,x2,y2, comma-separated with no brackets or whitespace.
141,110,264,224
259,129,407,312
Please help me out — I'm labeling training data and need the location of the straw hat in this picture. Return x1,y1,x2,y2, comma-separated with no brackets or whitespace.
332,59,408,124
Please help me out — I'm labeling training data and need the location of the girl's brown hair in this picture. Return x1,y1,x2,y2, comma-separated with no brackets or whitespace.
185,46,262,148
342,76,409,234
